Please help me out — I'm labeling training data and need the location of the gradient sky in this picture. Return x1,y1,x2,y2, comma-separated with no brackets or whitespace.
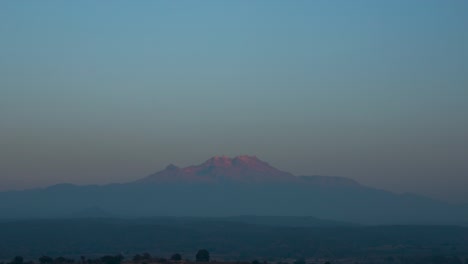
1,1,467,203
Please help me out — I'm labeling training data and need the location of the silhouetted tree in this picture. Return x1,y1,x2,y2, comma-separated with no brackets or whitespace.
170,254,182,261
100,255,123,264
252,260,260,264
133,255,142,263
55,257,74,264
142,253,151,261
10,256,24,264
294,259,305,264
195,249,210,262
39,256,53,264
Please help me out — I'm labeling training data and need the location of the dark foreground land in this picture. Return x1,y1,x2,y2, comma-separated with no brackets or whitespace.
0,217,467,264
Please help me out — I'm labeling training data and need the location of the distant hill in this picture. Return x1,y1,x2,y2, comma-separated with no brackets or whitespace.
68,206,114,218
221,215,355,227
0,155,467,225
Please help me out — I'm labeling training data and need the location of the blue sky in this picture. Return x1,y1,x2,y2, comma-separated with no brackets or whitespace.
1,1,467,202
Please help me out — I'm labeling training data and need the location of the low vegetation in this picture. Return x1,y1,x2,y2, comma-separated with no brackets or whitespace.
1,252,467,264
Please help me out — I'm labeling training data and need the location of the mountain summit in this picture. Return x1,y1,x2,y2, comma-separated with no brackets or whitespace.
139,155,361,187
140,155,297,183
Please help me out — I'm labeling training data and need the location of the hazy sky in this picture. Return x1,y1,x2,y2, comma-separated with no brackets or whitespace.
1,1,467,203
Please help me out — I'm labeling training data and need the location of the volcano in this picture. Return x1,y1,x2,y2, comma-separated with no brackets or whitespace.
139,155,358,186
0,155,466,225
140,155,295,183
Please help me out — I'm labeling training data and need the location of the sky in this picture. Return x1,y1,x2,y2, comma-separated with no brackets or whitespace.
1,1,467,203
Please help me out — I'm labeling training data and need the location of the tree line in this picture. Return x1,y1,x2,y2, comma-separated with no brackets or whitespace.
1,250,211,264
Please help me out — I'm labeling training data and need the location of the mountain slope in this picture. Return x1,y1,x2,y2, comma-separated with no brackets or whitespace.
0,155,466,225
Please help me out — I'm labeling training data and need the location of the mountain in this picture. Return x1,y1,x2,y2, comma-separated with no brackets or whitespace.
140,155,296,183
139,155,358,187
0,155,466,225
